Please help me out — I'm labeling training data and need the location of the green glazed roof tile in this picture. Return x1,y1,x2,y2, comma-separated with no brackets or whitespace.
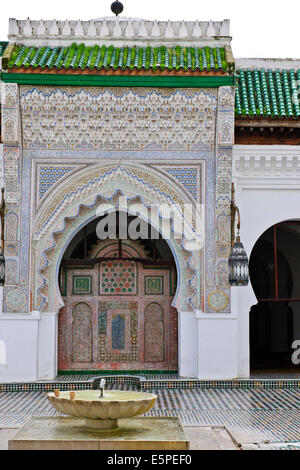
236,68,300,119
7,43,228,73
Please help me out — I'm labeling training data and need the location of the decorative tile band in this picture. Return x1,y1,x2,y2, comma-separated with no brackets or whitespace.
0,382,92,392
57,369,179,376
1,377,300,392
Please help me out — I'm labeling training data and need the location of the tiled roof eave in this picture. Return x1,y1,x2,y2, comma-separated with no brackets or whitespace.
5,43,232,75
7,66,230,77
235,116,300,125
235,113,300,120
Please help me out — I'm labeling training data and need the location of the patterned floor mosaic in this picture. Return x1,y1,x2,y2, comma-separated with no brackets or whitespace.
1,387,300,444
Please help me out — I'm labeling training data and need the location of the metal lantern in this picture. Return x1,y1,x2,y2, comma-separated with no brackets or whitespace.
228,237,249,286
0,248,5,287
0,188,5,287
228,183,249,287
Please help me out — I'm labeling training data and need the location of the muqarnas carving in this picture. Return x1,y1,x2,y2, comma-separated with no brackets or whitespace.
20,86,217,151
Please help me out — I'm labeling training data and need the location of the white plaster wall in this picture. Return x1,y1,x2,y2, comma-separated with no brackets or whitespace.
195,313,238,379
178,311,198,377
0,311,60,382
0,313,40,382
37,312,58,381
233,145,300,377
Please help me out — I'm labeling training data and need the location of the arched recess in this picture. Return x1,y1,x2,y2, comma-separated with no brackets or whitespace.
31,162,203,314
58,225,178,371
249,220,300,372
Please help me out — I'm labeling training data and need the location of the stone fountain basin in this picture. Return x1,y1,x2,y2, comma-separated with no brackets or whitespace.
47,390,157,423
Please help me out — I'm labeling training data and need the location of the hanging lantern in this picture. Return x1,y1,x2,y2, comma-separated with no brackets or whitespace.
228,183,249,287
0,248,5,287
228,237,249,286
0,188,5,287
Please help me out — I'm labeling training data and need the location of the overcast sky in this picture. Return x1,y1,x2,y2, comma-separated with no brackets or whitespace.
1,0,299,59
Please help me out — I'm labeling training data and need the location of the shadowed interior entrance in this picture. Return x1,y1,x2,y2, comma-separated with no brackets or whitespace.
249,221,300,371
57,212,178,372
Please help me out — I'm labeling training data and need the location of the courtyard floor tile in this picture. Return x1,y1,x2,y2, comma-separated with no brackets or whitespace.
1,387,300,446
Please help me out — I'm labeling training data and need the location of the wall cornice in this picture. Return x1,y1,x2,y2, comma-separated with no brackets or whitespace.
1,72,234,88
233,145,300,178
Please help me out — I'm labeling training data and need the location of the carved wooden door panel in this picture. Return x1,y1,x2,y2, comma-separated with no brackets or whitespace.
58,267,98,371
144,303,165,362
72,303,92,362
58,259,178,371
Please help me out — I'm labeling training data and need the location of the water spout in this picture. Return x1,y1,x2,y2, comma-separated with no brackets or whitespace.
99,379,106,399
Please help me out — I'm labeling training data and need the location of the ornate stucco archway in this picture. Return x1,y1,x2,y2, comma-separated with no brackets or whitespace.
31,162,204,314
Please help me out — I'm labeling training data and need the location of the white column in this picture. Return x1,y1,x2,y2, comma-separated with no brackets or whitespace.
178,310,198,378
195,312,238,379
37,311,58,381
232,285,256,378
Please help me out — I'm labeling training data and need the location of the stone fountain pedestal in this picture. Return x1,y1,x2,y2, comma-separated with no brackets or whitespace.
8,416,190,450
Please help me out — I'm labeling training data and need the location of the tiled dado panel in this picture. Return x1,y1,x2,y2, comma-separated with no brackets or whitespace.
58,261,178,371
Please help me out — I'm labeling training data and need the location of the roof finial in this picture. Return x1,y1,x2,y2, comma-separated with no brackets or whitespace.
111,1,124,16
